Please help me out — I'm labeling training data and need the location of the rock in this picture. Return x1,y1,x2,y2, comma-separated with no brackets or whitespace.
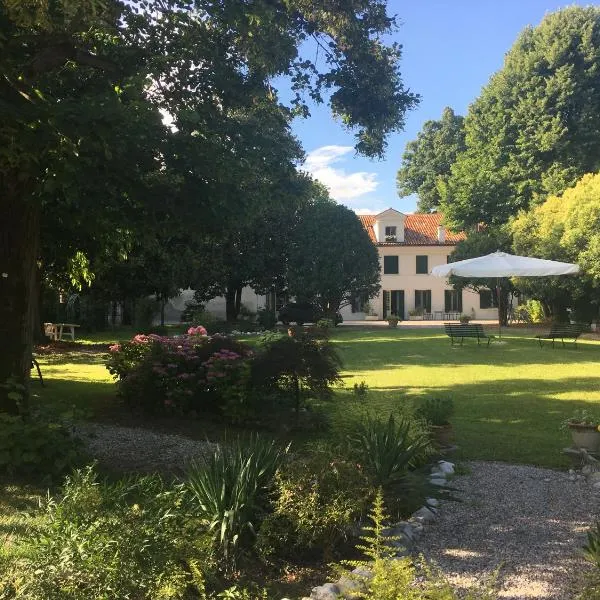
336,575,365,598
413,506,437,522
588,471,600,484
351,566,373,580
429,477,446,486
430,470,445,479
592,481,600,492
410,521,424,537
437,460,455,474
426,497,440,508
310,583,340,600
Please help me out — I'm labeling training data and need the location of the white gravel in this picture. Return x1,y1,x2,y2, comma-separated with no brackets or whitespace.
415,461,599,599
75,422,216,474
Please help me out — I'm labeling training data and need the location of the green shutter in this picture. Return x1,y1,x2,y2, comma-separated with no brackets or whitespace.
416,255,428,274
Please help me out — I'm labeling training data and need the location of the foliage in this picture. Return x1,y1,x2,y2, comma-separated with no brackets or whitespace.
4,466,212,599
387,314,400,325
186,436,287,572
342,491,498,600
397,107,466,213
0,412,84,482
250,331,343,417
1,0,418,411
286,200,381,317
349,414,434,517
257,308,277,330
561,409,600,430
416,398,454,427
134,297,160,331
442,6,600,229
584,523,600,570
353,381,369,400
106,332,252,417
459,314,471,324
512,171,600,322
257,449,372,561
518,300,546,324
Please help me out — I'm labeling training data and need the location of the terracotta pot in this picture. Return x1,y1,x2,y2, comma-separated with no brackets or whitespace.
568,422,600,452
431,424,454,447
388,321,398,328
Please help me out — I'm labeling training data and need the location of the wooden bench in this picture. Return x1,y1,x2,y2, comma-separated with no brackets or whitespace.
536,323,583,348
444,323,491,346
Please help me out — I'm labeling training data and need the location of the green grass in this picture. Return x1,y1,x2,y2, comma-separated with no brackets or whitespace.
30,327,600,468
328,327,600,468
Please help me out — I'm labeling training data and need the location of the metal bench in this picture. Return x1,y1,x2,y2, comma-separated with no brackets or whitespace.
536,323,583,348
444,323,491,346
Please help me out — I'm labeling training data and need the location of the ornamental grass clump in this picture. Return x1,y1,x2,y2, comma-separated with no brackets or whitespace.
186,436,288,572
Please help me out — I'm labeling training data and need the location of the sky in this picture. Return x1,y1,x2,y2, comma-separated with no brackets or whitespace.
290,0,599,215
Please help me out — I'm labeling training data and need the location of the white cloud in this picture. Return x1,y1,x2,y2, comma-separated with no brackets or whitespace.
301,145,379,203
354,208,378,215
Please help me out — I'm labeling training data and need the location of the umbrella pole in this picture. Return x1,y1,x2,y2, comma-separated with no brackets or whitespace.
496,278,502,339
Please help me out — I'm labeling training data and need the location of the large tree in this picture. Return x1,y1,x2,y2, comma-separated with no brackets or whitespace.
1,0,419,412
286,199,381,316
441,6,600,229
511,172,600,321
396,107,465,213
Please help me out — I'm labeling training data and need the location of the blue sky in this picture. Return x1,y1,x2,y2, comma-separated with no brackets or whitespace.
290,0,598,215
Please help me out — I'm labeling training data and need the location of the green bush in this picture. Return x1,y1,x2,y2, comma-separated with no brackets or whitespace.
186,436,288,572
257,308,277,330
257,449,372,561
4,466,212,599
416,398,454,426
0,412,84,482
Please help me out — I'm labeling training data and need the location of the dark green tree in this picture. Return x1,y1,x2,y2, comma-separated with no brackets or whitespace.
396,107,465,213
441,6,600,229
287,199,381,316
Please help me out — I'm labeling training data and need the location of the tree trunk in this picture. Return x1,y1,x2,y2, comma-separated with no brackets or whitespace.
0,178,40,414
235,287,242,318
225,286,237,322
160,298,166,327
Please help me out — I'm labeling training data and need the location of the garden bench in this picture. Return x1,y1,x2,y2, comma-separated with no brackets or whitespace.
44,322,80,341
536,323,583,348
444,323,491,346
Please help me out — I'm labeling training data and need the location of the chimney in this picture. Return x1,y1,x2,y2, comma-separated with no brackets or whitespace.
437,225,446,243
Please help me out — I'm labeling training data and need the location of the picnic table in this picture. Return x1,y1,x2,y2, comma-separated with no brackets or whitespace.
44,322,80,341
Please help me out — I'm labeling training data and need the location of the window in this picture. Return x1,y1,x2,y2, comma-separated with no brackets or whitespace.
479,289,498,309
416,255,428,274
351,292,369,313
444,289,463,312
385,226,397,242
383,256,399,274
414,290,432,313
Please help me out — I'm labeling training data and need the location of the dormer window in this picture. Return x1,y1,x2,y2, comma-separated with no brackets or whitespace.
385,226,397,242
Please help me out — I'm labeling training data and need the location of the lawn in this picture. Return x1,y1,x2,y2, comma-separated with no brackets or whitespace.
330,327,600,468
30,326,600,468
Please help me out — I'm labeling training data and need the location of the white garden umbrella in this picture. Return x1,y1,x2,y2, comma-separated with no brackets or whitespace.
431,251,580,337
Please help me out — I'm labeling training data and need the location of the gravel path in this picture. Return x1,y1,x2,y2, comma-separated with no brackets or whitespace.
416,461,598,599
75,423,216,474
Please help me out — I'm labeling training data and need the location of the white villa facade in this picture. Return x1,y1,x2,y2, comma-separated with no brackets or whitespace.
163,209,499,323
343,209,498,321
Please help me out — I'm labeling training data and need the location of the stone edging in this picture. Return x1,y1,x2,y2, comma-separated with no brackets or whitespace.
283,460,456,600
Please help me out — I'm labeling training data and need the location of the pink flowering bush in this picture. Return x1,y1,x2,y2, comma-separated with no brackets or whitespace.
106,327,252,417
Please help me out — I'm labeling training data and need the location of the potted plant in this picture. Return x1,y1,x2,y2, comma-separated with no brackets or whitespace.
387,314,400,328
408,308,424,321
459,314,471,324
562,410,600,453
416,397,454,447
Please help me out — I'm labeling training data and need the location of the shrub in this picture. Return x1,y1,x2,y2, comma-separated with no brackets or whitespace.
0,412,84,482
186,436,288,572
257,308,277,330
4,466,212,599
353,380,369,399
251,333,342,418
350,414,434,517
134,296,159,330
257,449,372,561
416,398,454,426
106,331,252,417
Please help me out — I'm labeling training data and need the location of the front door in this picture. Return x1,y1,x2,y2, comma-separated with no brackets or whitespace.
383,290,404,319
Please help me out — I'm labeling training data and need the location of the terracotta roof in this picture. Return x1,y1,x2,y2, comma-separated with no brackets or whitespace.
358,213,465,246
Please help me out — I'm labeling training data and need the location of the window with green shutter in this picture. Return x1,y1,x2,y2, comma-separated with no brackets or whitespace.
444,289,463,312
416,255,428,274
383,256,399,274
